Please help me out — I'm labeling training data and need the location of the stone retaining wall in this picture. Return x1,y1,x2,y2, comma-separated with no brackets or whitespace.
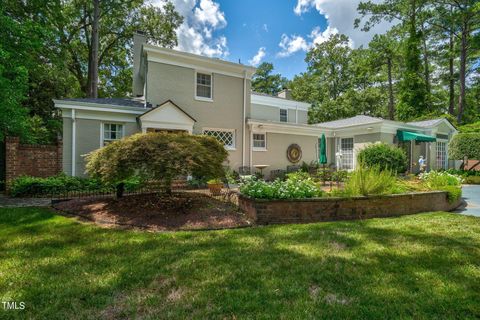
238,191,461,225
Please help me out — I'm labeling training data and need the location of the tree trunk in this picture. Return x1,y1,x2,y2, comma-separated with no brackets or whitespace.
116,182,125,199
88,0,100,98
387,57,395,120
457,23,468,124
420,22,431,97
448,32,455,115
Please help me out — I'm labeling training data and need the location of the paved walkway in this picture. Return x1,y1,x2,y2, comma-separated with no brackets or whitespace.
0,194,51,208
454,185,480,217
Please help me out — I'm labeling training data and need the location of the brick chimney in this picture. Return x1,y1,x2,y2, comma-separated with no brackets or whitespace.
132,31,147,97
277,89,291,100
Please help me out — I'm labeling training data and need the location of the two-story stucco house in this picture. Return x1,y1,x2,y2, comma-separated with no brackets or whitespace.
54,32,458,178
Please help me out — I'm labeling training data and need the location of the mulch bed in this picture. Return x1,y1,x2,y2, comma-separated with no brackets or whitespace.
53,192,252,231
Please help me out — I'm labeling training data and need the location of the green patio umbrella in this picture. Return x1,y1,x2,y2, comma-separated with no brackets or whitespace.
319,134,327,165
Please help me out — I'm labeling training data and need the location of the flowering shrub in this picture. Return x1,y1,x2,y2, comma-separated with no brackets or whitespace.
419,171,463,203
239,172,322,199
419,171,463,187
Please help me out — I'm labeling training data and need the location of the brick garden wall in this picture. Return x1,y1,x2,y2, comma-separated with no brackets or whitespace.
238,191,461,225
5,137,62,189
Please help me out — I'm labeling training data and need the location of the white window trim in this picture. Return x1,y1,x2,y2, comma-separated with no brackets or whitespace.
203,127,236,151
252,132,267,151
100,122,125,147
280,108,288,122
195,70,213,102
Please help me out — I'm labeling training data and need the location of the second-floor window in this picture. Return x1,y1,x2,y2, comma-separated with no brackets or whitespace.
196,72,212,100
280,109,288,122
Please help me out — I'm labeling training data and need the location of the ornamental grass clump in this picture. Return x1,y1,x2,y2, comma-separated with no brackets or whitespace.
344,166,397,196
239,172,322,199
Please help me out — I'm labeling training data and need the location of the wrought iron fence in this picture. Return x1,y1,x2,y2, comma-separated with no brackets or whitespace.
23,180,239,206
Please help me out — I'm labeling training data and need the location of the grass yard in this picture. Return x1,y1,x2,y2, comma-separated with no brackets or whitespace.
1,208,479,319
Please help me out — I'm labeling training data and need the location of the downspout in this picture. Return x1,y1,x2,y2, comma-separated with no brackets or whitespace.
71,109,76,176
249,125,253,171
295,106,298,124
242,70,247,167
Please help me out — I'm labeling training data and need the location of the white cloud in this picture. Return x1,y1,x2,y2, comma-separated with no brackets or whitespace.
293,0,394,48
277,34,309,57
154,0,228,57
309,26,340,45
194,0,226,28
277,26,346,57
249,47,266,66
263,23,269,32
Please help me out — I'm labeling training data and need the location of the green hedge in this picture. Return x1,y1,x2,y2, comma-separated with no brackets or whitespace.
9,174,143,197
357,143,407,173
448,133,480,160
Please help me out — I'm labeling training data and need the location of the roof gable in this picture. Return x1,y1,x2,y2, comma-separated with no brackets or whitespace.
139,100,196,125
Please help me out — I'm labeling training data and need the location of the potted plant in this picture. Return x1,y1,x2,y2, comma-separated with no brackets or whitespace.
207,178,223,195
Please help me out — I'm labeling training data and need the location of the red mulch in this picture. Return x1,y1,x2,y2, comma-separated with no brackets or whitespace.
53,192,252,231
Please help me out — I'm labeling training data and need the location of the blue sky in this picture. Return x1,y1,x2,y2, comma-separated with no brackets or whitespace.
218,0,328,78
159,0,391,79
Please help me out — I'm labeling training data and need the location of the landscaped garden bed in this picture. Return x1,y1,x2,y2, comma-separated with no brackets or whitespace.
53,192,250,231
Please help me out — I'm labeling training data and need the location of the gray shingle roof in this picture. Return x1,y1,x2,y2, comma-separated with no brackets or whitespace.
314,115,384,128
63,98,148,108
406,119,443,127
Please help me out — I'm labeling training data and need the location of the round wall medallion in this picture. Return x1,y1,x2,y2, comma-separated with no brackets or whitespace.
286,144,302,163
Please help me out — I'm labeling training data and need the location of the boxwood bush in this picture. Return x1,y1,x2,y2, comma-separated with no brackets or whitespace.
357,143,407,173
9,174,143,197
448,133,480,160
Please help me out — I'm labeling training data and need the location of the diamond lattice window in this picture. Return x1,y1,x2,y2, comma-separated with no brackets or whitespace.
203,129,235,149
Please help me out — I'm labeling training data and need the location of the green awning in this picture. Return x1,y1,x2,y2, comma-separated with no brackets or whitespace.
397,130,436,142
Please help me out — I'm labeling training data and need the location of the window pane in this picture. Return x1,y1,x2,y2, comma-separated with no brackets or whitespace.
103,123,123,144
196,73,212,98
340,138,353,170
253,134,265,148
280,109,288,122
196,84,211,98
437,142,447,169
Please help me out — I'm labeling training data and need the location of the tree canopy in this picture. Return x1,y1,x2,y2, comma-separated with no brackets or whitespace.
0,0,183,143
251,62,288,95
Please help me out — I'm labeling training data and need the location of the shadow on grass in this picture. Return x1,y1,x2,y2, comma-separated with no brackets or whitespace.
0,208,479,319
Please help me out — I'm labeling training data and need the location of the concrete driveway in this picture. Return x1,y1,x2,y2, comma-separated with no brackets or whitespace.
454,185,480,217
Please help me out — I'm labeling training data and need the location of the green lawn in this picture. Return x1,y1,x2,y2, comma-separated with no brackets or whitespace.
1,208,479,319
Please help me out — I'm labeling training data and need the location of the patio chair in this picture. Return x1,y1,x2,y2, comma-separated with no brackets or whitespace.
269,169,286,181
286,165,300,173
